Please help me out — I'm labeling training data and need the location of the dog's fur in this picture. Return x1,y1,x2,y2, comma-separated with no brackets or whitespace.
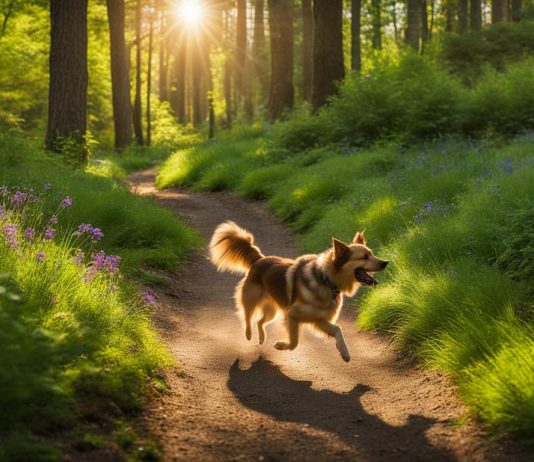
209,221,388,362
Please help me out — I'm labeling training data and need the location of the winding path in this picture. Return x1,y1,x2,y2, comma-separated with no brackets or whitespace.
126,169,528,462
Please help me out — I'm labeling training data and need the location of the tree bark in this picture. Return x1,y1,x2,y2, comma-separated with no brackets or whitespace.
235,0,247,105
370,0,382,50
470,0,482,30
491,0,502,22
267,0,294,120
311,0,344,111
421,0,429,46
146,7,154,146
458,0,468,33
223,7,233,127
253,0,267,101
158,0,169,101
511,0,521,21
46,0,88,162
351,0,361,72
133,0,144,145
445,0,456,32
106,0,132,151
170,37,186,123
302,0,313,100
405,0,421,51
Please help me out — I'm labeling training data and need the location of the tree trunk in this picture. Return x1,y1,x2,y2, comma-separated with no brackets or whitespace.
405,0,421,51
133,0,144,145
470,0,482,30
311,0,344,111
223,8,233,127
170,37,187,124
370,0,382,50
235,0,247,106
302,0,313,100
106,0,132,151
351,0,361,72
146,7,154,146
267,0,294,120
0,0,15,38
46,0,88,162
492,0,504,22
421,0,429,47
445,0,456,32
253,0,267,102
158,0,169,101
511,0,521,21
458,0,468,33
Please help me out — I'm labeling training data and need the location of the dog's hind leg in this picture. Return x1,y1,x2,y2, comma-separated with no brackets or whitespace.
236,280,264,341
274,317,300,351
257,302,277,345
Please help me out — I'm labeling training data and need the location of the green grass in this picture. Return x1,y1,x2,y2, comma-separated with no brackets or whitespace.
157,127,534,443
0,131,199,458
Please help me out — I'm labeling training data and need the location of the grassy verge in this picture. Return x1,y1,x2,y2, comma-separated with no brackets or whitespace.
157,128,534,444
0,131,200,460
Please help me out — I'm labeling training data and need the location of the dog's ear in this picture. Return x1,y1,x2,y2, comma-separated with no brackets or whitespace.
353,231,366,246
332,238,350,259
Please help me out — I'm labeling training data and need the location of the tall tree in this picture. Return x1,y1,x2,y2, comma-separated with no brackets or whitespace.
146,4,154,146
235,0,247,105
445,0,456,32
351,0,362,72
492,0,504,22
370,0,382,50
223,6,233,126
267,0,294,120
405,0,421,50
311,0,344,110
302,0,313,100
133,0,144,145
421,0,429,47
458,0,468,33
253,0,267,101
170,36,187,123
158,0,169,101
511,0,522,21
46,0,88,162
106,0,132,151
470,0,482,30
0,0,15,38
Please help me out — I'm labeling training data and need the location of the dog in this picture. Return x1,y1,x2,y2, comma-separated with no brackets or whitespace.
209,221,389,362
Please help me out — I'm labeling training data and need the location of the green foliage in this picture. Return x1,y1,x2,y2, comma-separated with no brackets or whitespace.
442,21,534,82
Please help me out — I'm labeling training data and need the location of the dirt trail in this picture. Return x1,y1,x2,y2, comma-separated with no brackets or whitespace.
126,169,528,462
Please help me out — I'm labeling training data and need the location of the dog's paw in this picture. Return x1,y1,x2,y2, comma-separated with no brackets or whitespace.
273,341,289,350
340,349,351,362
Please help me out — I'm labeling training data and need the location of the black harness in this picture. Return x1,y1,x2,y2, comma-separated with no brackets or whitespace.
322,275,340,299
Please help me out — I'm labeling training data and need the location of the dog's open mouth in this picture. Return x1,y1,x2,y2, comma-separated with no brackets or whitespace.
354,268,379,286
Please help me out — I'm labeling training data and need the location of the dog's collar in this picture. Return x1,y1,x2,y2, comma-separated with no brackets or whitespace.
323,275,340,299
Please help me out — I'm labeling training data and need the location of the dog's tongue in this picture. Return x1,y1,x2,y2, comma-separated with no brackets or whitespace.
355,268,379,286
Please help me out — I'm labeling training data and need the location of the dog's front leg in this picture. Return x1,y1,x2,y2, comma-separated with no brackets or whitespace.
315,319,351,362
274,317,300,351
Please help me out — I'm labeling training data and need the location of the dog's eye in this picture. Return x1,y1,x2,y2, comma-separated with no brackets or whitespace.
362,254,368,260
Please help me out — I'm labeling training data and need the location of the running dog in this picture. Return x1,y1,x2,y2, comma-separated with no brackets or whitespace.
209,221,389,362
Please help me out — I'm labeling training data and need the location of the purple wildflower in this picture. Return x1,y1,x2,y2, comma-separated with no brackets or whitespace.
0,205,5,219
83,251,121,282
91,227,104,240
3,223,19,248
60,196,73,208
48,214,58,225
74,249,85,265
142,290,158,305
44,227,56,240
35,251,46,262
24,227,35,241
11,191,27,206
43,183,52,192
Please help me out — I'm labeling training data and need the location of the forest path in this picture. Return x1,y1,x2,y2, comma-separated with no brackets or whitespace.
126,169,527,462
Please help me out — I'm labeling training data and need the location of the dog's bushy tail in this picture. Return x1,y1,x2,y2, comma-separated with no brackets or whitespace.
209,221,264,274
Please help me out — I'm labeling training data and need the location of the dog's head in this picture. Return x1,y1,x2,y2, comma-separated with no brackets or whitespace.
331,231,388,286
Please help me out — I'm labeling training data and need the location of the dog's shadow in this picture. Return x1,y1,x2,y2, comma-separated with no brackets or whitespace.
228,357,454,461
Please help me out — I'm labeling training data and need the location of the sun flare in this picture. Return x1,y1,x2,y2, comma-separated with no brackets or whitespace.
176,0,204,27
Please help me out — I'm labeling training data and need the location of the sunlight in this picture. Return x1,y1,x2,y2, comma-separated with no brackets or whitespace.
176,0,204,27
